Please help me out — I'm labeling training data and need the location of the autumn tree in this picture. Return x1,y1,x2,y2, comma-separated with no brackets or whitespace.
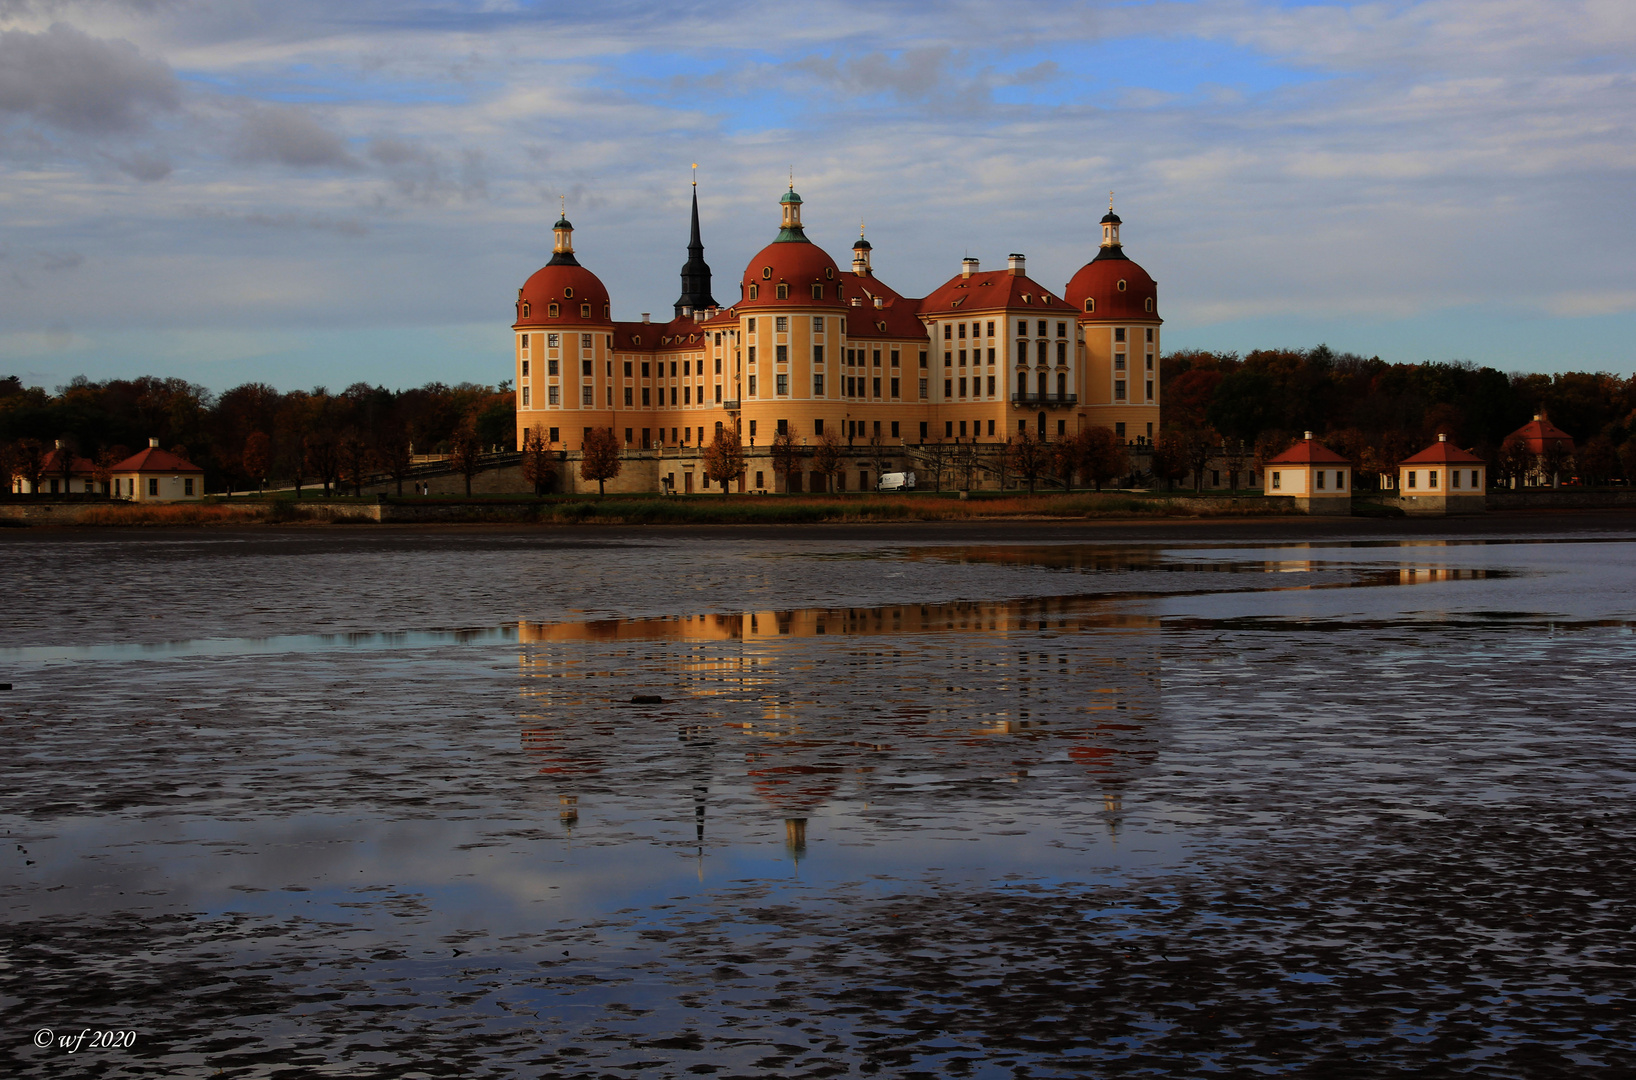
0,441,17,498
1180,427,1218,492
241,432,271,495
1538,437,1573,490
338,427,370,496
1051,431,1085,493
1219,437,1250,492
769,429,798,491
53,438,79,494
519,426,556,496
811,429,842,492
13,438,46,496
578,426,621,496
1619,439,1636,486
702,425,746,494
866,430,892,488
1498,435,1534,489
1005,430,1050,494
917,439,950,492
372,424,413,497
1082,426,1129,492
303,431,341,497
1150,431,1189,491
449,418,485,496
1577,435,1617,486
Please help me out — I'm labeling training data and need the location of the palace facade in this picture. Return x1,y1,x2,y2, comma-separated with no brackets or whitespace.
511,185,1162,491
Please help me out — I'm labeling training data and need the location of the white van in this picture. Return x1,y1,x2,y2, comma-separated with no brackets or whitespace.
876,471,916,491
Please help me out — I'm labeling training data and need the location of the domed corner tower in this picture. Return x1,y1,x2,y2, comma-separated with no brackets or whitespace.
731,185,847,451
513,212,617,455
1064,202,1162,445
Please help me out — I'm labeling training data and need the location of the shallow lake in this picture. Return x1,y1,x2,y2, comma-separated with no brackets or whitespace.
2,524,1634,1077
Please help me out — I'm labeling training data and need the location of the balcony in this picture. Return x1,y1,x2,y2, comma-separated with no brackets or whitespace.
723,399,741,411
1009,394,1078,408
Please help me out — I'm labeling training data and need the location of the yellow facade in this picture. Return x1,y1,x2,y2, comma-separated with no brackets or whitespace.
513,189,1163,486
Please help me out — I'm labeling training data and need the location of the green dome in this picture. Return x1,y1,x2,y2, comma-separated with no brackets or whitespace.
779,189,802,205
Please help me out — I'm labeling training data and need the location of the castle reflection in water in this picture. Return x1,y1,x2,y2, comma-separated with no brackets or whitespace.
515,596,1162,855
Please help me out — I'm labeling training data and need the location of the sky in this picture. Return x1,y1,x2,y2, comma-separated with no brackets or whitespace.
1,0,1634,394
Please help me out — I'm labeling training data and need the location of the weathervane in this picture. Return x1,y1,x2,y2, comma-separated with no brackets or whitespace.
1109,190,1115,210
692,163,698,187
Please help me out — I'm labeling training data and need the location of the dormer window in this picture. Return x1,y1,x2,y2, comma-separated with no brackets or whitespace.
825,267,834,279
761,267,772,280
1084,299,1094,312
775,284,788,299
521,301,531,317
1117,280,1128,292
581,303,591,318
748,284,758,300
811,284,823,299
564,287,574,298
604,303,611,318
548,303,559,318
1144,297,1153,312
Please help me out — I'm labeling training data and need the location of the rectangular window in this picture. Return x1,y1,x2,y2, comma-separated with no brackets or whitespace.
749,375,758,396
1408,471,1418,489
671,361,678,377
640,361,649,377
944,352,952,368
1114,380,1126,400
813,344,824,365
1057,322,1067,337
918,378,928,400
684,386,691,405
1114,328,1126,343
749,420,757,437
1036,342,1048,364
891,421,900,437
1337,471,1346,490
945,421,954,437
873,349,881,367
775,316,788,332
1272,472,1281,490
1115,355,1126,370
1472,469,1480,488
1429,470,1439,489
621,361,630,377
812,316,824,334
872,377,881,397
958,349,967,366
1057,342,1067,363
891,349,900,367
890,378,899,398
944,379,953,398
1037,321,1047,337
549,427,559,443
777,344,789,363
548,359,558,376
920,421,928,440
944,324,952,340
184,477,195,496
582,386,594,405
148,478,159,496
1146,328,1154,342
756,470,764,488
776,373,789,395
1316,471,1326,490
748,346,756,364
582,333,593,349
958,323,966,339
919,351,928,368
987,375,996,396
623,387,632,406
549,386,561,405
815,418,824,435
958,377,967,398
1146,380,1154,400
1146,354,1154,370
814,374,824,395
547,333,559,348
522,386,531,406
640,387,649,405
522,359,530,377
1017,321,1027,336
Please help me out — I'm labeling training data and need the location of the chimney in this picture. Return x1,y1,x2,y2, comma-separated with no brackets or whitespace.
961,257,979,278
1533,413,1541,421
1007,253,1026,276
149,437,159,448
55,438,64,449
1303,431,1313,441
873,296,884,309
642,312,651,323
681,305,692,318
1438,433,1447,442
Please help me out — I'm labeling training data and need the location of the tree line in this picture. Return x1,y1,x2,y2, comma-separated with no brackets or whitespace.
0,375,515,495
1161,346,1636,486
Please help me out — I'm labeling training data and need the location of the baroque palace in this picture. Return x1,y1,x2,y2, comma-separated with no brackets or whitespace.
512,183,1161,492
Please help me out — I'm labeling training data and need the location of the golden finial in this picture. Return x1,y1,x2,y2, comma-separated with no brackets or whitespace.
559,193,566,215
691,163,698,187
789,165,794,191
1109,190,1115,210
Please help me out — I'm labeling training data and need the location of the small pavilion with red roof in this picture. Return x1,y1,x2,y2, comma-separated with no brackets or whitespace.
1398,434,1487,514
111,439,205,502
13,440,96,495
1265,432,1352,514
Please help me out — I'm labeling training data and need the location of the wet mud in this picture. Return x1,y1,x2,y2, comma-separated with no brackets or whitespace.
2,529,1635,1076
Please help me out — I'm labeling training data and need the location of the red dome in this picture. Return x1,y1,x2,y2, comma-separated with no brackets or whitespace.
1064,255,1159,320
736,240,845,310
514,261,612,328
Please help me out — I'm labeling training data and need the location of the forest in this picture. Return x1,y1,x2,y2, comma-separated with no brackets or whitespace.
4,344,1635,494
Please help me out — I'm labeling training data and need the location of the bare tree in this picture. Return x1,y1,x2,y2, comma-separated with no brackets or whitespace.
917,439,950,492
866,430,891,487
14,438,46,496
1498,435,1534,490
94,444,129,497
1051,431,1085,493
449,419,485,496
52,438,78,495
1220,438,1249,492
1538,438,1573,490
1005,431,1050,494
952,439,980,492
1151,431,1189,491
702,426,746,494
303,431,341,497
1181,427,1217,492
338,427,369,496
811,429,842,492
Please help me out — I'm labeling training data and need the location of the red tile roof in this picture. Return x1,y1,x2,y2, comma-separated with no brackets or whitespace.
841,273,929,340
1400,437,1486,466
514,262,612,330
1268,436,1351,465
40,448,95,476
1505,415,1574,454
111,446,202,473
1064,254,1159,320
919,270,1067,316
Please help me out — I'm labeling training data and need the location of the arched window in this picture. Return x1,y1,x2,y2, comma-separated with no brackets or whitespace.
1144,297,1153,312
748,284,758,300
604,303,611,318
548,303,559,318
521,301,531,317
581,303,591,318
1017,371,1027,398
1084,299,1094,313
775,284,788,299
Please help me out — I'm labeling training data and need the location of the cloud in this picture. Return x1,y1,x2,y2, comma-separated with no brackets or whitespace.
365,136,487,203
104,148,172,180
0,22,179,134
232,104,355,168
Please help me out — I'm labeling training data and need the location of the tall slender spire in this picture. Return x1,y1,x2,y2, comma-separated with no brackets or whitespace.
674,171,717,318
